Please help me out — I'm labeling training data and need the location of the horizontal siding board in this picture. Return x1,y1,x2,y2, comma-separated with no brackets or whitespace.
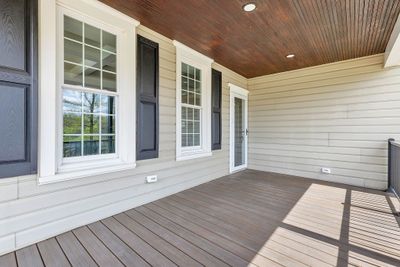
248,54,398,190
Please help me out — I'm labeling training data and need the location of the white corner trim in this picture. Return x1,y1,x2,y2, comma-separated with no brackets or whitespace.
173,40,214,65
385,13,400,68
228,83,249,96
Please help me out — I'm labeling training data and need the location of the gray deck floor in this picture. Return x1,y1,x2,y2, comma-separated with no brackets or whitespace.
1,170,400,267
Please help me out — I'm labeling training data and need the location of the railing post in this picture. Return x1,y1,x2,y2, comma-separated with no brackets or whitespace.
388,138,395,191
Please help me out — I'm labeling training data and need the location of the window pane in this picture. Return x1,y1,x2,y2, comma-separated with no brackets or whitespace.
193,109,200,121
181,90,188,104
188,121,193,133
189,65,195,79
181,77,188,90
195,81,201,93
85,45,101,69
64,62,83,86
181,120,187,134
195,68,201,81
103,72,116,92
187,134,193,146
103,51,116,72
188,92,194,105
101,135,115,154
64,39,82,64
84,67,101,89
182,63,188,77
189,79,194,92
187,108,193,120
181,107,187,120
84,24,100,48
63,90,82,113
63,136,82,157
83,93,100,113
83,114,99,134
181,134,187,147
195,93,201,106
100,95,115,114
194,121,200,134
63,113,81,134
193,134,200,146
64,16,82,42
103,31,116,53
101,115,115,134
83,136,99,155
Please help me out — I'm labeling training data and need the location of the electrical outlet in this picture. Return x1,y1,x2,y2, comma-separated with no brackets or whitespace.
146,175,158,183
321,167,331,174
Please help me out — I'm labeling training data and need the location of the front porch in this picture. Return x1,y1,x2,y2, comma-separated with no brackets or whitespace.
2,170,399,267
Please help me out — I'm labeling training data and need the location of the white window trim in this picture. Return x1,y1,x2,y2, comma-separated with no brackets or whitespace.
173,41,214,161
38,0,139,184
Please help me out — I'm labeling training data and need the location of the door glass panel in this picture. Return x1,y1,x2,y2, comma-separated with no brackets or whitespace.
234,97,245,167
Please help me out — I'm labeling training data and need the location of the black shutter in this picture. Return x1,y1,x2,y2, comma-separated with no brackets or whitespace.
0,0,37,178
136,35,159,160
211,69,222,150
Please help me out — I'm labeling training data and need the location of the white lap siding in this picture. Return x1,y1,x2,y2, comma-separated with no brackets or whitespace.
248,54,399,190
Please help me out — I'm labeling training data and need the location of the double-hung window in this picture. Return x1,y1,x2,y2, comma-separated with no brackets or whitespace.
62,16,117,160
174,41,213,161
38,0,138,183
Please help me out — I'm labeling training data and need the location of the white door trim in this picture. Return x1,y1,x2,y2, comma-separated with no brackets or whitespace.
229,83,249,173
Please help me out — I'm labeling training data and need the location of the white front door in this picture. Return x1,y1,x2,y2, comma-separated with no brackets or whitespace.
229,84,248,173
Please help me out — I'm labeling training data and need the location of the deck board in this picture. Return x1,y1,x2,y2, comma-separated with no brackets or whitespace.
15,245,44,267
72,226,123,267
1,170,400,267
56,232,97,267
37,238,71,267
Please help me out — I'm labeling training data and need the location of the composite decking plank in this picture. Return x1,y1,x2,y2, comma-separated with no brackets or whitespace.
174,187,358,266
125,209,229,267
183,184,354,239
138,205,252,267
37,238,71,267
156,196,348,267
191,179,373,226
157,196,312,267
56,232,97,267
184,175,400,265
101,217,177,267
113,213,203,267
0,252,17,267
3,170,400,267
15,245,44,267
158,196,313,267
164,196,266,248
72,226,124,267
147,202,282,267
87,221,150,267
187,180,400,262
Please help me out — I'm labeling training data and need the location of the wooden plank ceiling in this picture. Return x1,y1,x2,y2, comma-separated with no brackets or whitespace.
101,0,400,78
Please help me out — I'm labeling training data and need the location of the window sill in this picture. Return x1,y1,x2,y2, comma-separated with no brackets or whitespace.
176,151,212,162
38,161,136,185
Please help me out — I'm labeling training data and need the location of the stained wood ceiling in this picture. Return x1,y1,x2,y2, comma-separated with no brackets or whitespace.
101,0,400,78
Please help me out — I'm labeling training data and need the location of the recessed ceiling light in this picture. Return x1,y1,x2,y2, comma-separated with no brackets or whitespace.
243,3,256,12
286,54,295,59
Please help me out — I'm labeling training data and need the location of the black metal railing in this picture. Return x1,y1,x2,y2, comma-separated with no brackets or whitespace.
388,138,400,200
